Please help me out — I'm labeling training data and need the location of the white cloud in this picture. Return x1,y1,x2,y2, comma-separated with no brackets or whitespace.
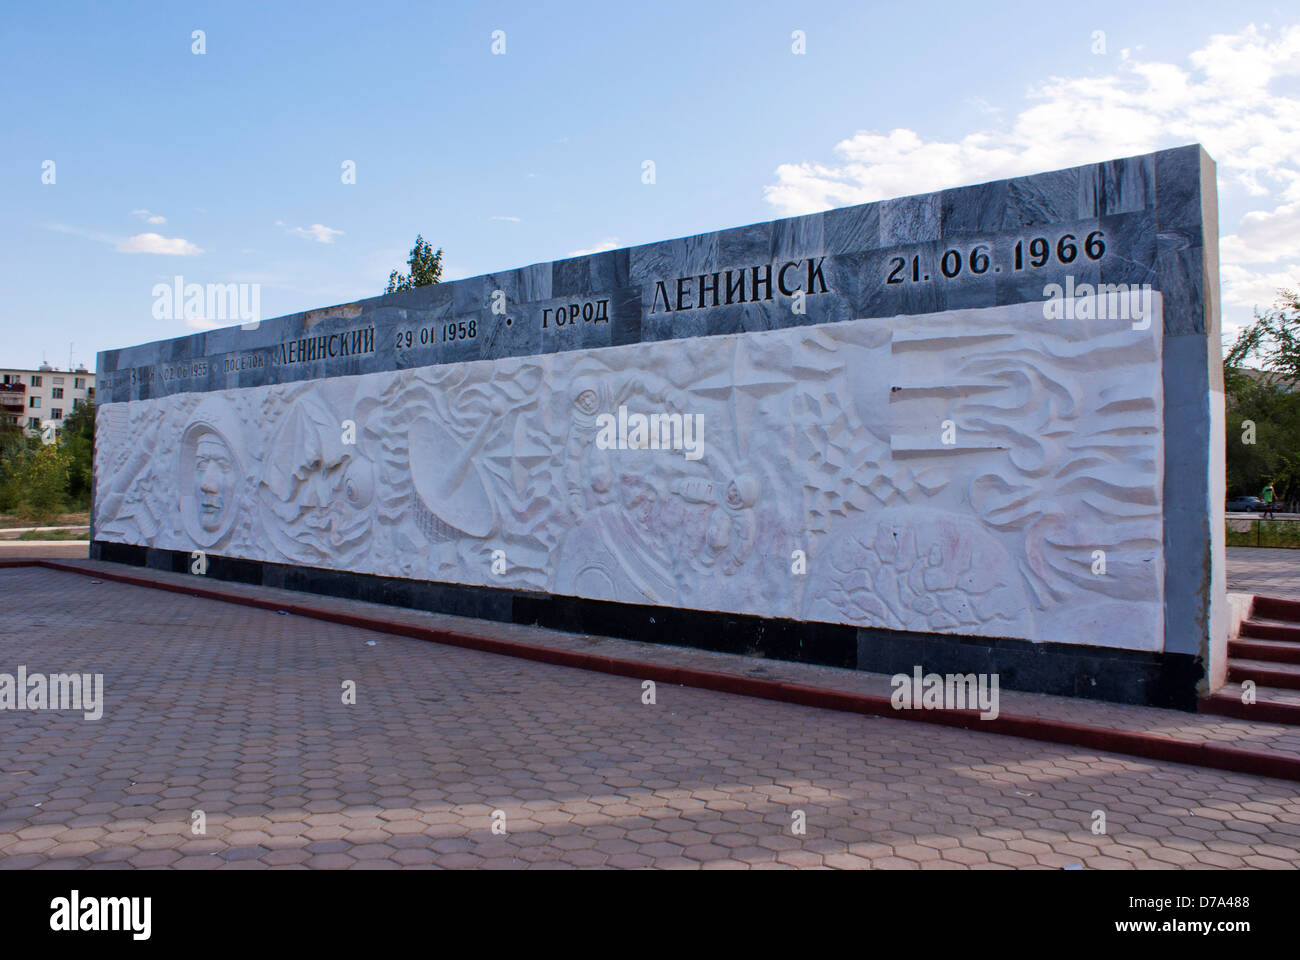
765,23,1300,211
131,209,167,224
490,215,522,222
566,238,621,257
45,223,116,245
1222,264,1296,309
763,22,1300,317
48,222,202,255
116,233,203,255
286,223,344,244
1221,201,1300,264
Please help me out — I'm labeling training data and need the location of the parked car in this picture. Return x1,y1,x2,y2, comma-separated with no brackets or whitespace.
1227,496,1267,512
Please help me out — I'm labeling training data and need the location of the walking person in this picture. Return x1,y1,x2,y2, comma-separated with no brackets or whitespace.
1262,481,1277,520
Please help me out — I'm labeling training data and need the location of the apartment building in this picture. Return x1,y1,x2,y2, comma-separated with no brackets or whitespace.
0,363,95,440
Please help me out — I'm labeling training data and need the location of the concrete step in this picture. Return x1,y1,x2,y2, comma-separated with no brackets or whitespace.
1252,595,1300,623
1227,657,1300,691
1229,637,1300,664
1240,618,1300,643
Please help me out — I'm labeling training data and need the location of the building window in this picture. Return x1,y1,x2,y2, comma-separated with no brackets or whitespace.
30,375,41,387
75,378,85,389
27,417,39,430
28,397,39,409
50,408,63,420
52,387,63,399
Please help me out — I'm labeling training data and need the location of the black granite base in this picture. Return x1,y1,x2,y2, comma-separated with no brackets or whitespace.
855,627,1202,711
89,540,1203,710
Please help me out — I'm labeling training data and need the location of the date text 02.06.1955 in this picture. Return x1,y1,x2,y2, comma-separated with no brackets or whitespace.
886,231,1107,285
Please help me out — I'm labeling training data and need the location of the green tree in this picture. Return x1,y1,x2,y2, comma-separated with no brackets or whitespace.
0,430,38,513
57,399,95,507
1225,289,1300,503
18,442,69,521
1226,288,1300,385
385,235,444,293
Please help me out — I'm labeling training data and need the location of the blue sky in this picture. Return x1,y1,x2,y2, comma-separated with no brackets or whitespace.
3,0,1299,369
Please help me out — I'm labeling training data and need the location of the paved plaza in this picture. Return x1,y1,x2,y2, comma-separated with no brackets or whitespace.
0,541,90,561
1224,547,1300,601
1,563,1298,869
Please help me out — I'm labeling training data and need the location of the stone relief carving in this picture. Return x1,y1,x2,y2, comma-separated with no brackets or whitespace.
256,385,378,565
810,508,1034,637
95,296,1164,651
179,417,243,549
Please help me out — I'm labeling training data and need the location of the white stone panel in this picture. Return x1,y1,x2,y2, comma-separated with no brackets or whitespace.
95,296,1165,650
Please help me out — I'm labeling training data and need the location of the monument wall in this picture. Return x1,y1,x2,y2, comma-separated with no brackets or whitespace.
92,144,1223,707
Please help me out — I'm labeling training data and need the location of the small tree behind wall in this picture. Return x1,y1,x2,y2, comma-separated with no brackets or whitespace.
385,235,444,293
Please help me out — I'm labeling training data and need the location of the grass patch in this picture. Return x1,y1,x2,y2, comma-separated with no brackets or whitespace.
0,511,90,530
1226,519,1300,548
16,528,90,541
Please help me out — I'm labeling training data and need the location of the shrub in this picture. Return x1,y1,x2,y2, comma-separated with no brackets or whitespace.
18,443,70,521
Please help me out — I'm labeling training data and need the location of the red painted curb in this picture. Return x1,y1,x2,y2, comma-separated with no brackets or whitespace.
8,558,1300,782
1199,693,1300,727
